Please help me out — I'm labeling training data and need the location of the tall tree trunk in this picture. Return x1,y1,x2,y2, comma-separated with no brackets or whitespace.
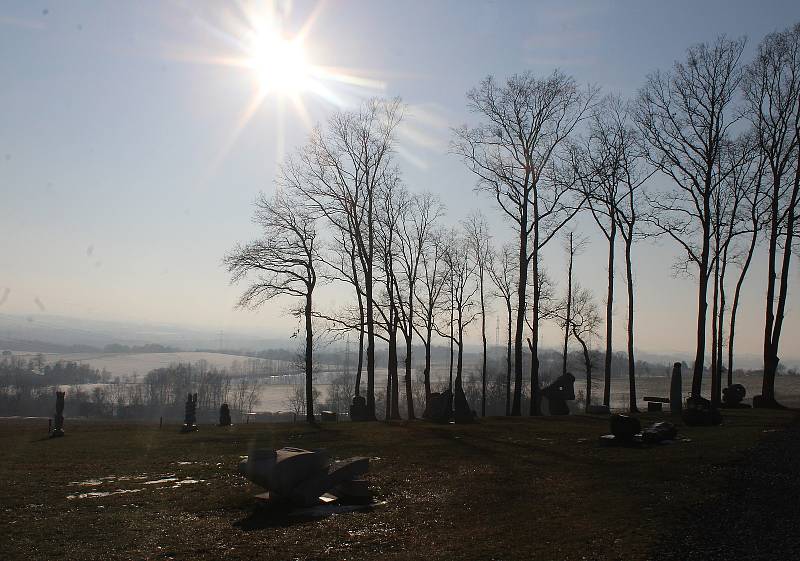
424,326,432,401
624,237,637,412
389,317,401,420
762,159,799,405
404,286,416,420
691,202,711,399
529,221,541,416
506,303,512,416
528,338,541,416
480,274,487,417
576,333,592,413
366,191,376,420
603,222,616,406
563,233,574,377
305,292,314,424
513,195,530,416
710,249,721,406
456,319,464,385
404,333,415,420
449,275,454,391
354,291,364,396
727,227,757,386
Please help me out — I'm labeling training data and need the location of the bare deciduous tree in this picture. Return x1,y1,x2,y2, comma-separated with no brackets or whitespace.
572,95,650,410
743,23,800,407
396,192,444,418
454,71,596,415
487,243,516,415
284,98,403,420
464,211,492,416
224,190,319,423
636,36,746,400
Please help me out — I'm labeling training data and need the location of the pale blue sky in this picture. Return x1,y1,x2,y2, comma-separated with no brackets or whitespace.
1,1,799,358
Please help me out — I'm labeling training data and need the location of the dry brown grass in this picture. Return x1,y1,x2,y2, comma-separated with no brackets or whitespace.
0,409,795,560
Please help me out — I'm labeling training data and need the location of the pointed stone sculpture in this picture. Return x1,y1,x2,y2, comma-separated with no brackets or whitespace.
51,391,65,438
219,403,232,426
181,392,198,432
670,362,682,416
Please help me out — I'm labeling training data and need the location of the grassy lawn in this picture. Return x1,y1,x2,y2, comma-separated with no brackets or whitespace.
1,409,795,561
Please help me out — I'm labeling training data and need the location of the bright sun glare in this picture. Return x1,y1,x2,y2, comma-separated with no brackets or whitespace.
247,31,311,96
172,2,389,170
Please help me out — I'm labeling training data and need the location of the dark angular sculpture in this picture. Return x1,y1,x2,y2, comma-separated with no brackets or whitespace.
453,383,475,424
181,392,198,432
670,362,683,416
641,421,678,444
541,372,576,415
425,389,453,423
239,447,371,507
51,391,65,438
682,395,722,426
219,403,232,426
610,414,641,442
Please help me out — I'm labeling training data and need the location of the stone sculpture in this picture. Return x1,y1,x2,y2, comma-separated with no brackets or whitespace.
721,384,750,408
682,395,722,426
541,373,576,415
670,362,683,416
424,390,453,423
349,395,369,422
219,403,232,426
239,447,371,507
181,392,198,433
51,391,65,438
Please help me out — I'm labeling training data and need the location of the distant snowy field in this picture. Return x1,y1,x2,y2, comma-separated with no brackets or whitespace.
11,351,285,379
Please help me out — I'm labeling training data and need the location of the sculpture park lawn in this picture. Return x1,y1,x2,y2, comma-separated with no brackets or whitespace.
0,409,795,560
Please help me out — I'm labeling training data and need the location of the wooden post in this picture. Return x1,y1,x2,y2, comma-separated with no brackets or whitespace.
48,419,52,434
159,416,163,429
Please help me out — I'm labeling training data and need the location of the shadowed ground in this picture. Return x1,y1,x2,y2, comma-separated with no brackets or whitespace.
0,410,796,560
654,416,800,560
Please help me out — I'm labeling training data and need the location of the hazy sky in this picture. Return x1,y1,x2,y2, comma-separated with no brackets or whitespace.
2,1,800,359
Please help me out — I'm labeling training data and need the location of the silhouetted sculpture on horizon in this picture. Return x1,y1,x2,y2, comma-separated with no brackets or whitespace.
722,384,750,409
51,391,65,438
181,392,198,432
219,403,232,426
541,372,576,415
424,390,453,423
670,362,682,416
683,395,722,426
349,395,369,422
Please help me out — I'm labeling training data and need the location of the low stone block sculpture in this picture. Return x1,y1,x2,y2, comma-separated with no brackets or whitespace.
239,447,371,508
601,416,679,447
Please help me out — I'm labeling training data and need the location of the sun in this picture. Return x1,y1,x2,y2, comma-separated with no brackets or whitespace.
246,30,312,96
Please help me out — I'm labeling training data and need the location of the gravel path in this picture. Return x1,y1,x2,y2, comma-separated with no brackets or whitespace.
654,414,800,560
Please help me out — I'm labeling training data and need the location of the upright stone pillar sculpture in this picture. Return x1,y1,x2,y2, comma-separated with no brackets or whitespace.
670,362,682,416
181,392,198,432
51,391,65,437
219,403,232,426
